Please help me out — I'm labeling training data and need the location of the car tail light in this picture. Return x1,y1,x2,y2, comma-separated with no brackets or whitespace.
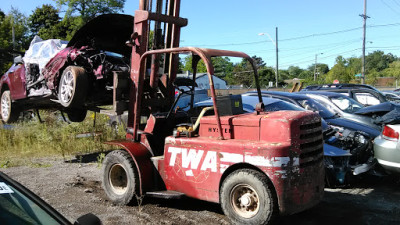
382,125,399,141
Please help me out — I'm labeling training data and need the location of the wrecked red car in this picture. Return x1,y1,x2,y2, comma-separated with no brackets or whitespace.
0,14,132,123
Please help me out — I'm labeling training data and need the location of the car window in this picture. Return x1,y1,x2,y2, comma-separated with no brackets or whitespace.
329,96,364,113
0,179,62,225
296,99,336,118
354,93,381,105
264,100,304,112
385,93,397,98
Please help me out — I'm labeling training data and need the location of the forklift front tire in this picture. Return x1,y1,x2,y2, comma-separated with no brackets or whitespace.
220,169,276,225
102,150,140,205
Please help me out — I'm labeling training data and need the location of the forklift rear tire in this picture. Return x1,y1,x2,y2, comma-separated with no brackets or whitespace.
102,150,139,205
1,90,20,123
220,169,276,225
58,66,88,108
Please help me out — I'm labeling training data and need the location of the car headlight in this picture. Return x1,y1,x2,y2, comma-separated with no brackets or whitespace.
355,134,366,144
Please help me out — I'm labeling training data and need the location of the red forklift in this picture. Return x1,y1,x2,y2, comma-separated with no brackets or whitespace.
101,0,324,224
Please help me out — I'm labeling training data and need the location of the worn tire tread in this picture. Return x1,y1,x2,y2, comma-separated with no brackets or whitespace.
220,169,277,225
102,150,139,206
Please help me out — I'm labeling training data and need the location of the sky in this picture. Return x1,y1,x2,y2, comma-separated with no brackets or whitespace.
2,0,400,70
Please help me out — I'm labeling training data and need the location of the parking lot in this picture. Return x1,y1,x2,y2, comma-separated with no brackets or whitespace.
2,157,400,225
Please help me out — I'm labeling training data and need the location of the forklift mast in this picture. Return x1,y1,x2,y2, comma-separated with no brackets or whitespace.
126,0,263,141
127,0,187,140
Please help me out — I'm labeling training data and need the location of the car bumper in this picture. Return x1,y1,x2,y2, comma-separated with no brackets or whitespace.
374,135,400,173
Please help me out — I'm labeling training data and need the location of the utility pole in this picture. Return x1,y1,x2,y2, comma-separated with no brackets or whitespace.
11,15,15,52
313,53,323,81
258,28,279,88
275,27,279,88
360,0,368,84
314,54,317,81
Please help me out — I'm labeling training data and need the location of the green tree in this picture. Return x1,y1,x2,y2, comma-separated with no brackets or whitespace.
180,55,207,73
228,55,265,87
55,0,126,23
381,61,400,79
28,4,61,39
325,56,352,83
0,8,29,73
366,51,396,72
180,55,234,79
212,56,234,79
258,67,275,88
287,66,304,79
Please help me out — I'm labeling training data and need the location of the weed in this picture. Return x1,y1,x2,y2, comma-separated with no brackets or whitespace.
135,194,144,213
0,110,123,166
97,153,106,168
0,160,10,168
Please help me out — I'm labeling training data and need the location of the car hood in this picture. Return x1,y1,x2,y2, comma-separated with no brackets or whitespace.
67,14,133,57
354,102,400,125
354,102,395,115
325,117,381,138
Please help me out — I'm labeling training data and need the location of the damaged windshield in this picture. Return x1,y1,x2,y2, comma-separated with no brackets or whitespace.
329,96,364,113
297,98,336,118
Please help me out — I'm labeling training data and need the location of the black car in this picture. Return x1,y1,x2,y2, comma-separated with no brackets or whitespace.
198,94,376,186
301,83,400,105
0,171,101,225
298,91,400,129
243,91,381,138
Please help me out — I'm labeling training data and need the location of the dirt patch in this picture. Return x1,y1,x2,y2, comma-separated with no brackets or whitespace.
1,157,400,225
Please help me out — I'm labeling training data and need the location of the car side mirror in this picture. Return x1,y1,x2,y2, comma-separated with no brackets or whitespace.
74,213,102,225
14,56,23,65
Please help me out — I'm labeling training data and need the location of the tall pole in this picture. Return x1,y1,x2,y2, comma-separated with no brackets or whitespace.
275,27,278,88
314,54,317,81
258,29,278,88
11,15,15,51
360,0,368,84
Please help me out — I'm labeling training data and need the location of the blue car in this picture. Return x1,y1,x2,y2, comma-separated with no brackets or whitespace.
195,94,373,186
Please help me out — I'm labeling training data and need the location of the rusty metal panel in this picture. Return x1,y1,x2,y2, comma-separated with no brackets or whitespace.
161,130,324,214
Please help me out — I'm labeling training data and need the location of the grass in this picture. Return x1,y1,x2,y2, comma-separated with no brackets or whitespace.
0,110,125,167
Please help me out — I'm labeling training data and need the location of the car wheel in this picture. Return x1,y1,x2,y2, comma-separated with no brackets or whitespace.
66,109,87,122
1,90,19,123
58,66,88,108
220,169,276,225
102,150,140,205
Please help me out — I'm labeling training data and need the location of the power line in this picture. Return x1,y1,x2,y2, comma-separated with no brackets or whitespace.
380,0,400,15
392,0,400,8
279,45,400,68
195,22,400,48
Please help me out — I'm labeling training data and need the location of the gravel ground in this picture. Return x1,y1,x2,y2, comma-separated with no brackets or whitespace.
2,156,400,225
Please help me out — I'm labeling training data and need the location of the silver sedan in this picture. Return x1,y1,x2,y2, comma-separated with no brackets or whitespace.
374,124,400,173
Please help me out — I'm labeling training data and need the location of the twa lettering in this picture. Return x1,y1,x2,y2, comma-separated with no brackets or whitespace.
168,147,217,172
167,147,298,176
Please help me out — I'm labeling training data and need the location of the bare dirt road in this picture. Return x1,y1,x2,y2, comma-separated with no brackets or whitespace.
1,156,400,225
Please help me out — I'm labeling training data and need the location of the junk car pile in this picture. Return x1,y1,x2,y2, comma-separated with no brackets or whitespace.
0,14,133,123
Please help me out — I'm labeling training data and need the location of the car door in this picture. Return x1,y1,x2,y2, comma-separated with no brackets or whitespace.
8,64,27,100
351,91,382,106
